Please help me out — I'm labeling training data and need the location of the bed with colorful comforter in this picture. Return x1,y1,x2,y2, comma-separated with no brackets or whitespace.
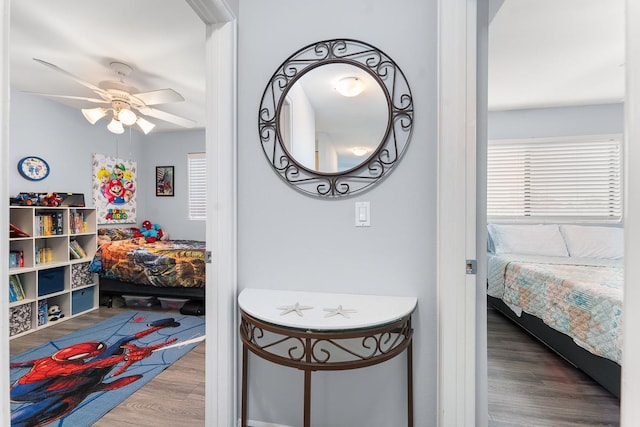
486,223,624,397
488,254,623,363
90,231,206,301
90,238,206,288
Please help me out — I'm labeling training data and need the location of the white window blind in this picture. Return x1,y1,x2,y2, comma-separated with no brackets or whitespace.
487,135,622,221
188,152,207,220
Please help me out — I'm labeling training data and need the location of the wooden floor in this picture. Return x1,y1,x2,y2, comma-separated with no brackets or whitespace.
10,306,205,427
487,306,620,427
10,304,620,426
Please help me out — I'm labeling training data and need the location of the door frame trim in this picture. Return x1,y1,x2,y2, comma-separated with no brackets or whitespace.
187,0,238,425
437,0,478,425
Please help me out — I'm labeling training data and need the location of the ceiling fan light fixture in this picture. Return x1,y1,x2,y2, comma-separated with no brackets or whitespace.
82,107,108,125
117,108,137,126
136,117,156,135
335,77,364,97
31,59,193,135
107,117,125,134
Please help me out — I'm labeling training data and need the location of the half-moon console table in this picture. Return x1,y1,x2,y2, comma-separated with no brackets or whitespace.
238,288,418,427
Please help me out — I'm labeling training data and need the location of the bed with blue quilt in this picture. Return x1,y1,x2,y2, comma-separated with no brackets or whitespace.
487,223,623,398
90,228,206,302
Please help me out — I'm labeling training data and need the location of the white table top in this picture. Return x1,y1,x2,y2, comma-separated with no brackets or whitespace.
238,288,418,331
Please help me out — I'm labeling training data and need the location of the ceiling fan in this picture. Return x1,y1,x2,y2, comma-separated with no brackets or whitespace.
28,58,196,134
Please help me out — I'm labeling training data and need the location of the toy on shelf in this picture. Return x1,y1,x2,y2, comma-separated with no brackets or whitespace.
48,305,64,322
10,192,85,207
11,193,41,206
41,192,63,207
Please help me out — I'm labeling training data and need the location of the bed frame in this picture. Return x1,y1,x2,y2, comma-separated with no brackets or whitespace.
488,295,620,398
99,277,205,306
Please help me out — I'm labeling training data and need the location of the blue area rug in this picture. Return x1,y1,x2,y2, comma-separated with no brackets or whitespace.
10,311,205,427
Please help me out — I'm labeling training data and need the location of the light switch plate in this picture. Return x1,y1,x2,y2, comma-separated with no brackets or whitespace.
355,201,370,227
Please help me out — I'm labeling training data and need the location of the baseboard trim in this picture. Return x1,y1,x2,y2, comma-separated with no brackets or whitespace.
237,419,295,427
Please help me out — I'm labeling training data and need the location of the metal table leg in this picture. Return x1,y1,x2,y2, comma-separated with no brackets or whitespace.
304,369,311,427
241,344,248,427
408,340,414,427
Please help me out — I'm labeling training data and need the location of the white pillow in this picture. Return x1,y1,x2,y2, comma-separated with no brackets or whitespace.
487,224,569,256
560,225,624,259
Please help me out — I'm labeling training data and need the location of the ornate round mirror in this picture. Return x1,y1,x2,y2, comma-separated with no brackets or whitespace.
259,39,413,197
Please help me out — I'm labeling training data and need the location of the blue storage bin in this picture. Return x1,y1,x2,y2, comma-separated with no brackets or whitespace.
38,267,65,296
72,287,95,315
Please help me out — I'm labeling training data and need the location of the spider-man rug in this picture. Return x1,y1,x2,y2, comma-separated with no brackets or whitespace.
10,311,206,427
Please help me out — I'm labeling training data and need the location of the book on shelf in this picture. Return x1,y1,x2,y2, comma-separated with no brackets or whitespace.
69,240,88,259
38,299,48,326
9,274,25,302
33,212,64,237
9,250,25,268
9,223,30,238
9,282,17,302
56,211,63,235
70,210,87,234
34,247,52,265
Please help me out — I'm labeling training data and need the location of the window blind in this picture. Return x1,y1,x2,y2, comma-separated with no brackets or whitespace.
188,152,207,220
487,135,622,221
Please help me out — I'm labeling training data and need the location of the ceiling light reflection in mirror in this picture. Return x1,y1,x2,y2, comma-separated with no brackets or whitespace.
278,63,389,174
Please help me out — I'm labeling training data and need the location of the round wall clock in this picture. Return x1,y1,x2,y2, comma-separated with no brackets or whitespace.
17,156,50,181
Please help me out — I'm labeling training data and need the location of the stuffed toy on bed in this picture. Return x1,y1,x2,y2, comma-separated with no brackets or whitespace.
131,220,166,243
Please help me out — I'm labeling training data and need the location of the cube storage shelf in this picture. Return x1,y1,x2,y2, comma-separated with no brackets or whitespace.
8,206,99,338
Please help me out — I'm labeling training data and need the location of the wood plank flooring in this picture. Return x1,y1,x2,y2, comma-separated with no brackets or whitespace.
487,306,620,427
10,306,205,427
10,304,620,426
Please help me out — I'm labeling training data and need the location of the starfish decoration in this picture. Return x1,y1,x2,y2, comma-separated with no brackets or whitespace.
323,305,357,318
277,302,314,316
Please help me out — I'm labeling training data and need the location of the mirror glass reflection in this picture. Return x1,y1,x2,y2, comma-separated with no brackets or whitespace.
278,63,389,174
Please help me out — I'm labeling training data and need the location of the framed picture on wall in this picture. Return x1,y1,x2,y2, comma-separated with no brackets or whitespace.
156,166,174,197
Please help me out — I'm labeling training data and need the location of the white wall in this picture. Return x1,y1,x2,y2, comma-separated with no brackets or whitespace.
138,129,206,240
9,89,204,240
237,0,437,425
9,89,142,201
317,132,339,172
488,103,624,139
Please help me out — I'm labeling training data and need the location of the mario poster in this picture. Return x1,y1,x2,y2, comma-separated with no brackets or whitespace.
92,154,137,224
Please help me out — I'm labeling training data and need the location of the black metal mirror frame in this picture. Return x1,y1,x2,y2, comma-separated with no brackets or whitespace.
258,39,414,198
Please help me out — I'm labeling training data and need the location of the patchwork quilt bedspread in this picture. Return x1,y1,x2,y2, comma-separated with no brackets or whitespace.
89,238,206,288
488,254,624,364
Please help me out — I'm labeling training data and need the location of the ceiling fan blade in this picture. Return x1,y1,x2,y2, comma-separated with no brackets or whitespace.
137,106,196,128
132,88,184,106
33,58,108,96
22,92,109,104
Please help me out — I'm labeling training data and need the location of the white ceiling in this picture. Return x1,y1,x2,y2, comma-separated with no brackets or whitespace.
8,0,626,134
9,0,206,133
489,0,625,111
